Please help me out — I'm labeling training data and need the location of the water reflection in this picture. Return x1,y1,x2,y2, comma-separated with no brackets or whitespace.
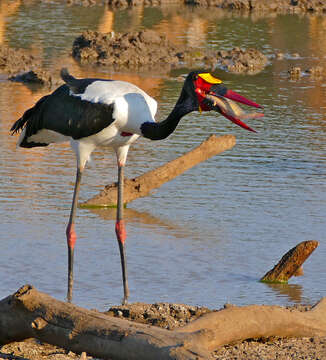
0,0,21,45
89,207,194,240
263,282,304,303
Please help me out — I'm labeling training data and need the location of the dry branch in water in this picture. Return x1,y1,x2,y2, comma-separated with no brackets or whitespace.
82,134,236,207
0,285,326,360
260,240,319,283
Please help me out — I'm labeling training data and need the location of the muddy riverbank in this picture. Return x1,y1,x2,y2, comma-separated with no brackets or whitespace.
0,28,269,81
60,0,326,12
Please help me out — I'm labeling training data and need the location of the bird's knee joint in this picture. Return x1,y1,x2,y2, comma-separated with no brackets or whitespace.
115,220,126,244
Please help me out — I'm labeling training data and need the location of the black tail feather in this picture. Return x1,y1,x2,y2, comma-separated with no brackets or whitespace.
10,95,49,136
60,68,81,94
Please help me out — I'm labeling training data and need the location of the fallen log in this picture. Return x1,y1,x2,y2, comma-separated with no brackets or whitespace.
1,285,326,360
82,134,236,207
260,240,319,283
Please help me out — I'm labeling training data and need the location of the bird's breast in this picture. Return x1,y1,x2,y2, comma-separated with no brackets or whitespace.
111,94,156,135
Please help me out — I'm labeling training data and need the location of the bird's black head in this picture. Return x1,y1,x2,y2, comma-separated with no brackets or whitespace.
141,70,264,140
179,70,264,132
179,70,223,110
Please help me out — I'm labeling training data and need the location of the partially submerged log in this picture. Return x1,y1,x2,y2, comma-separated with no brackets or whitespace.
1,285,326,360
82,134,236,207
260,240,319,283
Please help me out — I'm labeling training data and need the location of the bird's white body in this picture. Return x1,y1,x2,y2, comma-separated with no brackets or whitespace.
19,79,158,169
72,80,157,168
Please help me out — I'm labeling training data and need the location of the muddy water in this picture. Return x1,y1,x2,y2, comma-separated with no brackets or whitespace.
1,1,326,310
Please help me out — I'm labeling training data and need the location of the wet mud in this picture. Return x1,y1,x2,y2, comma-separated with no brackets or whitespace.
72,29,268,73
0,29,269,82
5,35,324,83
0,45,60,86
205,47,268,74
72,29,188,69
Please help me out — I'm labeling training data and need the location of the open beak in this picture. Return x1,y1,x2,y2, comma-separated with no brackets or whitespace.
206,87,264,133
194,73,264,132
207,93,263,132
223,89,262,109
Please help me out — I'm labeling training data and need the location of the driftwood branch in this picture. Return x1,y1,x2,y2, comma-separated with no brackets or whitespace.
1,285,326,360
82,134,236,207
260,240,319,283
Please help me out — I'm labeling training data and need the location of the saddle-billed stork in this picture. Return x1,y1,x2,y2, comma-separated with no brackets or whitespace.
11,69,263,304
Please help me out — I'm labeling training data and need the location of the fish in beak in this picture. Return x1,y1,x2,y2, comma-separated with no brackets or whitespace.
194,73,264,132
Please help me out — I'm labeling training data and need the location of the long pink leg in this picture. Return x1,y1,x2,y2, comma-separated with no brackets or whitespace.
115,163,129,304
66,167,83,303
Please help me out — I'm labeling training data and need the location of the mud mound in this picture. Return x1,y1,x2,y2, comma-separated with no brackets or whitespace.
72,30,187,69
215,47,268,74
0,46,59,86
0,46,41,75
106,302,211,330
72,30,268,73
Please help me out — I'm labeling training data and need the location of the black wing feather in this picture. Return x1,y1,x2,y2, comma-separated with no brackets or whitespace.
11,84,115,148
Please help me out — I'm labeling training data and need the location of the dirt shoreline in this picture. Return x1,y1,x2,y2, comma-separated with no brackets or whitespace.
2,26,324,86
1,301,325,359
62,0,326,12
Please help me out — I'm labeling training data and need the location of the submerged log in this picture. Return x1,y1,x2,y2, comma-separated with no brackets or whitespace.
260,240,319,283
1,285,326,360
82,134,236,207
